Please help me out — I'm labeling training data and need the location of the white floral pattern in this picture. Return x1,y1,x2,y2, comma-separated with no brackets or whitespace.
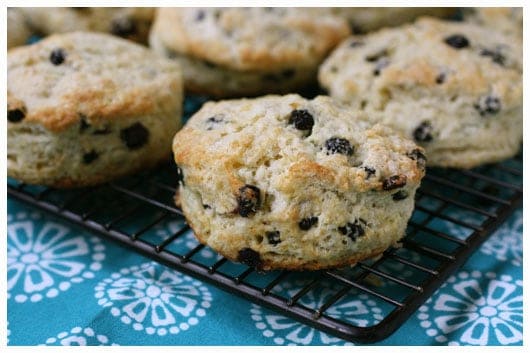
442,209,522,266
7,212,105,303
41,327,118,346
480,210,522,266
418,271,522,345
154,220,222,260
250,280,384,345
95,262,212,336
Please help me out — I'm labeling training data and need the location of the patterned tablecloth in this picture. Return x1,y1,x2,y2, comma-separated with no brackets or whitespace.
7,194,522,346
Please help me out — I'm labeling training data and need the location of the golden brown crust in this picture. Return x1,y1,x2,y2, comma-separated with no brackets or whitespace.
7,32,182,132
173,94,425,271
18,7,155,44
319,17,523,169
151,8,350,71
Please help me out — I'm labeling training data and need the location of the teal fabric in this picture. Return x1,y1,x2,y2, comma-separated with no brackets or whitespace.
7,196,522,346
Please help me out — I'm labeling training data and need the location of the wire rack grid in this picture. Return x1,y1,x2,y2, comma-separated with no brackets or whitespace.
7,150,522,343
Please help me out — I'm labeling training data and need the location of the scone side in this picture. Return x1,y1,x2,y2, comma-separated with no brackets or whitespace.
172,94,425,271
8,109,181,188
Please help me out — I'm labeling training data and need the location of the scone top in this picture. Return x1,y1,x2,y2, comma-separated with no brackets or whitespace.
173,94,425,214
318,17,522,169
463,7,523,38
7,31,182,132
151,8,350,71
17,7,155,43
320,17,522,109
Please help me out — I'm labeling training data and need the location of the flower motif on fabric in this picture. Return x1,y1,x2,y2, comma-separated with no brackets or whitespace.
480,210,522,266
95,262,212,336
250,280,383,345
250,304,352,346
154,220,222,260
41,327,118,346
418,271,522,345
441,209,522,266
7,212,105,303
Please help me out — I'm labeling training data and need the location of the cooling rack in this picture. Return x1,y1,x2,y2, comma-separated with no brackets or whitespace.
7,150,522,343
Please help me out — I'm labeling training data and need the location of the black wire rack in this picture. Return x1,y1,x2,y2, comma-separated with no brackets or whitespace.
7,152,522,343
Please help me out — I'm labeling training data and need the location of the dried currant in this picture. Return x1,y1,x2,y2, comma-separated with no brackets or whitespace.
82,150,99,164
7,107,26,123
480,48,505,66
238,248,262,268
444,34,470,49
50,48,66,65
407,149,427,170
206,115,224,130
382,175,407,190
236,185,261,217
111,17,137,37
474,95,501,116
373,58,390,76
289,109,314,132
365,49,388,62
299,217,318,231
339,219,366,242
363,166,376,179
324,137,353,156
203,60,217,69
392,190,409,201
413,121,433,143
120,123,149,149
266,231,281,245
207,115,223,123
282,68,295,79
79,115,90,132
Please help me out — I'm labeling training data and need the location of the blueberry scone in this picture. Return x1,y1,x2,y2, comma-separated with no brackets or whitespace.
18,7,154,44
319,17,522,169
7,32,183,188
150,8,350,97
463,7,522,38
172,94,425,270
331,7,456,33
7,8,32,49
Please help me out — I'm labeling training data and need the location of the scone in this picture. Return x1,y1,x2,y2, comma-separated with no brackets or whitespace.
18,7,155,44
7,32,183,188
172,94,425,271
319,17,522,169
149,8,350,97
463,7,522,38
331,7,456,33
7,8,32,49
